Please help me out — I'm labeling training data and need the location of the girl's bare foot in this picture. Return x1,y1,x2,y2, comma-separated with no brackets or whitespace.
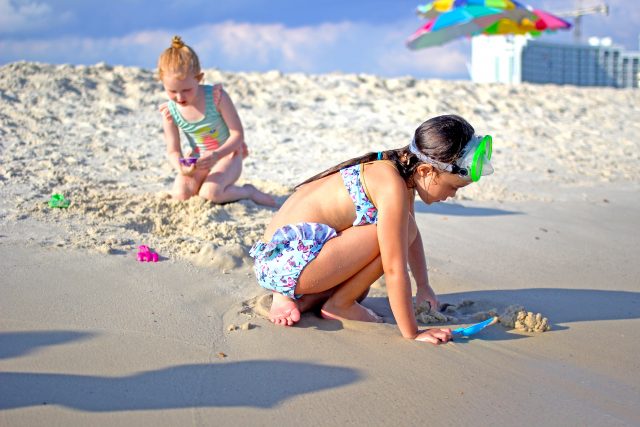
244,184,277,207
270,293,301,326
320,301,383,323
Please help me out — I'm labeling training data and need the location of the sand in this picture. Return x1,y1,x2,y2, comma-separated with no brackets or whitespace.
1,62,639,426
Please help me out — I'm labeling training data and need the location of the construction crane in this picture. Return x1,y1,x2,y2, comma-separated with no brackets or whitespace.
554,2,609,44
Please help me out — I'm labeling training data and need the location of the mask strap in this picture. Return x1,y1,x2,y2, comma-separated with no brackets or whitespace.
408,138,455,173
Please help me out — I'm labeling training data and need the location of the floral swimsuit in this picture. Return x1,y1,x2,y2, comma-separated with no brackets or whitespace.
340,163,378,226
250,164,378,298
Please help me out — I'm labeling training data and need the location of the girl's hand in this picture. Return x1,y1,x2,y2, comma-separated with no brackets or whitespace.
196,151,218,170
414,328,452,345
416,285,439,313
178,149,196,176
159,102,172,123
180,164,196,176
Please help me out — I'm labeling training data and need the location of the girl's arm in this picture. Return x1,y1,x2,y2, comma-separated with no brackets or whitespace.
160,103,193,175
372,169,419,338
196,88,244,169
407,200,439,310
372,166,451,344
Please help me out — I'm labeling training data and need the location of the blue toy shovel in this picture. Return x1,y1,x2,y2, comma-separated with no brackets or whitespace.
452,316,498,338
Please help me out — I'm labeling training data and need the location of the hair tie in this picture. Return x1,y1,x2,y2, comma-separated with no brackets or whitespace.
171,35,184,49
377,152,383,160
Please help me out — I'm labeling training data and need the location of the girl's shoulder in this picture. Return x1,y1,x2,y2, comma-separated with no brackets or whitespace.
362,161,409,204
367,159,397,172
363,160,402,181
203,83,224,107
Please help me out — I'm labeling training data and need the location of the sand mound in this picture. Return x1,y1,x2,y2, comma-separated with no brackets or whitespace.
11,182,287,268
415,299,550,333
499,305,550,333
1,62,639,269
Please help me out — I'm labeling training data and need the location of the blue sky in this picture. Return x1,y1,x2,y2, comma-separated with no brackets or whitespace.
0,0,637,80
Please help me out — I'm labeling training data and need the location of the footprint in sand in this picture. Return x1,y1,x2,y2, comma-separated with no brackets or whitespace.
240,293,386,332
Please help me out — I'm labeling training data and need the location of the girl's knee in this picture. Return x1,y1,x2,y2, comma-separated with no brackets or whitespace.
199,184,224,202
172,190,194,201
173,175,203,200
173,182,199,200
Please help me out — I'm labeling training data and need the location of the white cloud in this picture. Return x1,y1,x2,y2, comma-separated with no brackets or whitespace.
0,31,167,66
380,42,470,77
196,22,319,69
373,21,471,77
0,0,70,34
191,21,360,73
185,19,469,78
0,19,470,79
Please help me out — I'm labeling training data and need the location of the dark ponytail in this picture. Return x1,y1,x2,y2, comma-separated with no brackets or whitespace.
295,147,421,189
295,114,475,189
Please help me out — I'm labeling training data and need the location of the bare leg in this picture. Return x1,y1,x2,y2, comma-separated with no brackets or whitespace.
243,183,278,207
320,255,383,322
269,217,417,326
171,169,209,200
268,225,378,326
297,225,383,323
296,224,380,294
199,152,276,206
298,289,335,313
299,215,418,323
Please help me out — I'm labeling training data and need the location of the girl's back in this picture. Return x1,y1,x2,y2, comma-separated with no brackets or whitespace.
262,161,407,241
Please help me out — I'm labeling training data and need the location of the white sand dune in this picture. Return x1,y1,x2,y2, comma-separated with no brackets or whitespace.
1,61,638,266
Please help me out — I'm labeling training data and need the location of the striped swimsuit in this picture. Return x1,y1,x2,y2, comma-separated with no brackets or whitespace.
167,84,230,157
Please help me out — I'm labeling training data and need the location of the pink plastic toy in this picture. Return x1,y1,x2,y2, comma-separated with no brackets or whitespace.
137,245,159,262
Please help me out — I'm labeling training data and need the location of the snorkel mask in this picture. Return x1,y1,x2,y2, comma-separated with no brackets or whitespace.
409,135,493,182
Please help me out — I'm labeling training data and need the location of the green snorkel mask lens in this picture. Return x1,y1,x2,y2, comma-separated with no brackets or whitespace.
408,134,493,182
468,135,492,182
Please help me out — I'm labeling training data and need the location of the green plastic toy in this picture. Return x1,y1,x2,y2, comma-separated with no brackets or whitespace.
48,193,70,208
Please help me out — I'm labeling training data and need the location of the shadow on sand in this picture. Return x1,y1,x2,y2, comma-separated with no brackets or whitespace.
414,201,520,217
364,287,640,342
0,357,361,411
0,331,95,360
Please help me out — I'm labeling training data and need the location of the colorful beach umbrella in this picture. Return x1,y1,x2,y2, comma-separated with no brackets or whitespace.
407,7,505,49
482,8,571,36
407,0,569,49
408,1,535,49
417,0,525,20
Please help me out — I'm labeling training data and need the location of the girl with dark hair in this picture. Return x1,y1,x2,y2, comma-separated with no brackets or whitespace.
250,115,493,344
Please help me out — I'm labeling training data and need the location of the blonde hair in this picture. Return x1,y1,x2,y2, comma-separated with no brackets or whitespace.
157,35,201,80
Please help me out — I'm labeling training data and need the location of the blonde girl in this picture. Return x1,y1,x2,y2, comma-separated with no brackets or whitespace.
158,36,275,206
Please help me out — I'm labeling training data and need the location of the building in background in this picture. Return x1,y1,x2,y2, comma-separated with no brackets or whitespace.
471,35,639,88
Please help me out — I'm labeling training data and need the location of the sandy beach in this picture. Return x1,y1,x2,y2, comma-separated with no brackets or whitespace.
1,62,639,426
